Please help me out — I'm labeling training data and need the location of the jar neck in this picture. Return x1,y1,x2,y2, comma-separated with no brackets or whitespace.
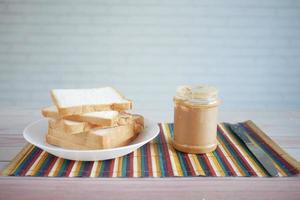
174,96,219,107
188,97,219,105
175,85,219,106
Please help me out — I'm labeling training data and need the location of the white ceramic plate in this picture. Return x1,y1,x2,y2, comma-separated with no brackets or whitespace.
23,118,159,161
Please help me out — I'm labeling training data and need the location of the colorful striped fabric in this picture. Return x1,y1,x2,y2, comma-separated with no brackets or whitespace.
2,121,299,177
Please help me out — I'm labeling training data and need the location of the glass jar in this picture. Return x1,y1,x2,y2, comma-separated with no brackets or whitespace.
172,85,219,154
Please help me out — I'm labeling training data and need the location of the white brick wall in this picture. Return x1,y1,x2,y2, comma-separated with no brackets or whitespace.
0,0,299,115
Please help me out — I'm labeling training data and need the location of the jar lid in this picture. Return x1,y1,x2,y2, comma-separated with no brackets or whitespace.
176,85,218,104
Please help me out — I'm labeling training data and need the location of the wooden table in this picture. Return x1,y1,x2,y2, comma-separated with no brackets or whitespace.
0,107,299,200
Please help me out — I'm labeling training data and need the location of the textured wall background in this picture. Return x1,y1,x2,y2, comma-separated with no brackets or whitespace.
0,0,300,116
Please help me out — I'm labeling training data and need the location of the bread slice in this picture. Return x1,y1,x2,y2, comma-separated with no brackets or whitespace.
48,119,93,135
51,87,132,117
47,112,135,135
46,134,89,150
67,111,119,126
42,105,131,127
46,114,144,150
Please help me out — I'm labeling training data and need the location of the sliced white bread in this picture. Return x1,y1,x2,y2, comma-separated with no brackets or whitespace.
48,119,93,135
51,87,132,117
67,111,119,126
46,114,144,150
46,134,89,150
42,105,132,127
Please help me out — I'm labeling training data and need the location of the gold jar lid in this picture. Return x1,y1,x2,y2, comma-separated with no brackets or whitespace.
175,85,219,105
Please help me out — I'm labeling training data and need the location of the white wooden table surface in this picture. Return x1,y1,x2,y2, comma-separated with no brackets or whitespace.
0,107,299,200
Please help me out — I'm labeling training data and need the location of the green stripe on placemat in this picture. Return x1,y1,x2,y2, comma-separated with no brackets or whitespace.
2,121,300,177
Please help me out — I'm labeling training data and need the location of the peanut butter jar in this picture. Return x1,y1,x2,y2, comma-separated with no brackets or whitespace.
172,85,219,154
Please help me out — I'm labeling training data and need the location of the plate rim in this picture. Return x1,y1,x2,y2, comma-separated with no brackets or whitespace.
23,118,159,153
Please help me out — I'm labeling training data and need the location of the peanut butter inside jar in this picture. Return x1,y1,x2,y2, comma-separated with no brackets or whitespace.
172,85,219,154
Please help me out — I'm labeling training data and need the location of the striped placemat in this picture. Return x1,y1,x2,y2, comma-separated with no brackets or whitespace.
2,120,299,177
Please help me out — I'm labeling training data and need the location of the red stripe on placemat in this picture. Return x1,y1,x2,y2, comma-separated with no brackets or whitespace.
64,160,75,177
216,147,237,176
109,159,115,177
218,126,258,177
202,154,217,176
146,143,153,177
158,124,174,176
19,148,43,176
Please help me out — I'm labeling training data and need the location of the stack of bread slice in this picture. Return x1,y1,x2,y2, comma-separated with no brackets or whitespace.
42,87,144,150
